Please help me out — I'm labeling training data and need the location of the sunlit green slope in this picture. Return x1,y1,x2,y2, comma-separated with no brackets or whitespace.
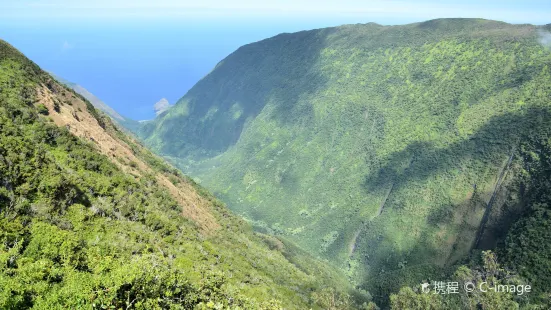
0,39,368,309
138,18,551,301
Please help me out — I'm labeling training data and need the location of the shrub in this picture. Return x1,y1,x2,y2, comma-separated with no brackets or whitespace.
37,103,48,115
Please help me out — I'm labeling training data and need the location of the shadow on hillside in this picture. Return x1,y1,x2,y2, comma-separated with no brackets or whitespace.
264,28,339,125
359,107,551,306
363,229,454,306
364,107,551,199
157,28,338,158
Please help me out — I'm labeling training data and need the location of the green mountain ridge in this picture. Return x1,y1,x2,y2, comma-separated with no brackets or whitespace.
0,39,366,309
136,18,551,305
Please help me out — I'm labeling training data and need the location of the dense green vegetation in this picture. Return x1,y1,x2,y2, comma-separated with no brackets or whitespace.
389,251,529,309
0,40,368,309
500,121,551,305
137,18,551,304
391,117,551,308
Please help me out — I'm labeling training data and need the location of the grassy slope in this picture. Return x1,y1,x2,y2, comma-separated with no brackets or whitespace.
0,39,364,309
138,18,551,301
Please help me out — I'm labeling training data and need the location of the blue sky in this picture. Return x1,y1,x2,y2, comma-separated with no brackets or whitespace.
2,0,550,22
0,0,550,120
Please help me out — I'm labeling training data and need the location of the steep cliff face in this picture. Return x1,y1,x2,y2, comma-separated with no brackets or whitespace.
0,39,360,309
136,18,551,297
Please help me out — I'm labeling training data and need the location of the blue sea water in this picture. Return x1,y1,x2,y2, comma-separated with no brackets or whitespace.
1,19,281,120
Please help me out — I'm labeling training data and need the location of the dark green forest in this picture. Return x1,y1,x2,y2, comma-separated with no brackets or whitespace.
137,19,551,307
